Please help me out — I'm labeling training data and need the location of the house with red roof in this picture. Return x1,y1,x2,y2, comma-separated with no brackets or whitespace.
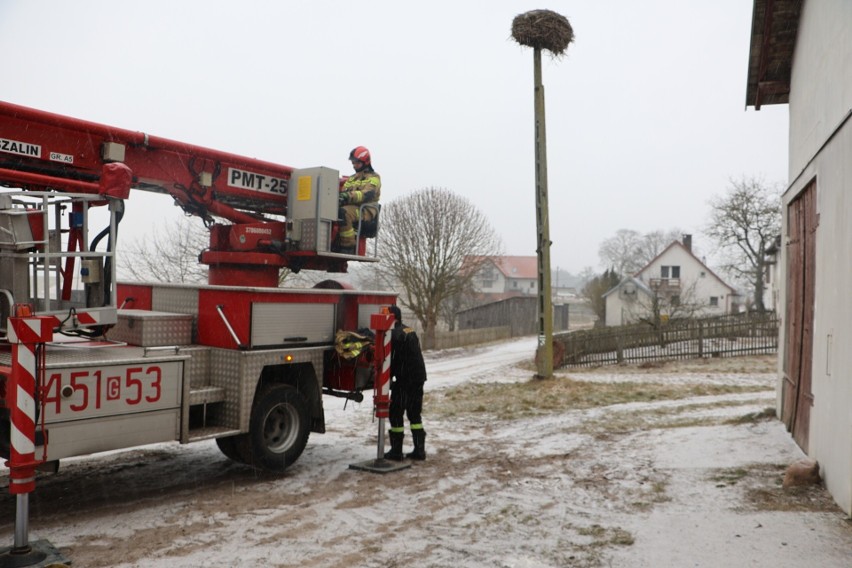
466,255,538,301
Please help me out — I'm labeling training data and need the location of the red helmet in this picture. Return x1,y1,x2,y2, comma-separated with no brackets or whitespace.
349,146,371,166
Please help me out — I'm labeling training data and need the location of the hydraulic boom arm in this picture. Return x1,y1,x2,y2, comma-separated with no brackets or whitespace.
0,101,371,284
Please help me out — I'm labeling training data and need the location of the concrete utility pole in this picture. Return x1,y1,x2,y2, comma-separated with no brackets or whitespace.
511,9,574,379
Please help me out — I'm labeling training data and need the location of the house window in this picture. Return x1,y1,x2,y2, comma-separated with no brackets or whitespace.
661,266,669,278
671,295,680,306
512,281,518,288
530,282,534,289
709,296,719,307
661,266,681,278
671,266,680,278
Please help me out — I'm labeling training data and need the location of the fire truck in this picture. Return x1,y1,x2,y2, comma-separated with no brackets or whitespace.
0,101,397,487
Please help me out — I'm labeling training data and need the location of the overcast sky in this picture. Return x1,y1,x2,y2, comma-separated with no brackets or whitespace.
0,0,788,274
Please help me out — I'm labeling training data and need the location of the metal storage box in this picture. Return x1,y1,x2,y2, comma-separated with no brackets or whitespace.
286,167,338,252
250,302,335,348
111,309,194,347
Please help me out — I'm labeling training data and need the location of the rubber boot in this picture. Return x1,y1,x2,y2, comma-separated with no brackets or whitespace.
406,429,426,460
384,431,404,461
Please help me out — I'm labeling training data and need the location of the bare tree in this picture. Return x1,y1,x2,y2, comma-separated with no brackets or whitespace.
119,217,320,287
623,279,704,329
348,262,383,291
376,187,502,348
705,176,781,312
577,266,597,286
598,228,684,275
636,229,686,263
119,216,209,283
598,229,642,275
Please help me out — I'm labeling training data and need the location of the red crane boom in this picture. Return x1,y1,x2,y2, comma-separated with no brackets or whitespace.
0,100,372,284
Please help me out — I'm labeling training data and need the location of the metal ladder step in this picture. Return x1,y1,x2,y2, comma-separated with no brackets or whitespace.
187,426,242,443
189,386,226,406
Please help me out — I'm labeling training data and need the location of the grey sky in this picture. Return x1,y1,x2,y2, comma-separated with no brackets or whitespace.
0,0,787,274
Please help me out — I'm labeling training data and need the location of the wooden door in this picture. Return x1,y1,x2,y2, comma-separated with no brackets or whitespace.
783,180,817,452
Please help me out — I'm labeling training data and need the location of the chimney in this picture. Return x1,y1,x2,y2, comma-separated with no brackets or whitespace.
683,234,692,251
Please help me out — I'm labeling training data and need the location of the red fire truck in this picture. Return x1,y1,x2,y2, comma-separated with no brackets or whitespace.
0,101,399,562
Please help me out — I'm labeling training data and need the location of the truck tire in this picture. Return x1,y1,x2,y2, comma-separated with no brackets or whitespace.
215,434,251,464
245,383,311,472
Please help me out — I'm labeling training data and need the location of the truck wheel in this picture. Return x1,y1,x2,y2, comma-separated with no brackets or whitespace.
215,434,250,464
246,383,311,472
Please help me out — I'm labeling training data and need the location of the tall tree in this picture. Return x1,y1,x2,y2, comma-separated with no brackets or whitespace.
705,176,781,312
581,268,622,324
376,187,502,348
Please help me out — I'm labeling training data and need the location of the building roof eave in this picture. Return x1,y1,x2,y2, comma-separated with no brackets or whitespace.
745,0,803,110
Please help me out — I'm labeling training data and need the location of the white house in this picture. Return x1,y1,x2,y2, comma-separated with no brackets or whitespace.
467,256,538,299
603,236,735,327
763,235,782,313
747,0,852,515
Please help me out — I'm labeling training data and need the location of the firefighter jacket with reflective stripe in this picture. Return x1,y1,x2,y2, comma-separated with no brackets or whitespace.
334,329,374,359
341,169,381,208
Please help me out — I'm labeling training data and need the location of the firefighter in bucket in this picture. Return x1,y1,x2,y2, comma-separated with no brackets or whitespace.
334,146,380,255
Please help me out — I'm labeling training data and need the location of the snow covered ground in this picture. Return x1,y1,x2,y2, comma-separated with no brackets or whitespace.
1,337,851,567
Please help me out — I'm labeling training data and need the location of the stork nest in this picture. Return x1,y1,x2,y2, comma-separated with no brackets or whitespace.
511,9,574,56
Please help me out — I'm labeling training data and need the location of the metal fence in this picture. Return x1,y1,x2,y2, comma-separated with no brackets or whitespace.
555,312,779,368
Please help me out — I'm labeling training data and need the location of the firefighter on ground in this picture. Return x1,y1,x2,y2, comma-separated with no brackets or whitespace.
335,146,381,255
384,305,428,461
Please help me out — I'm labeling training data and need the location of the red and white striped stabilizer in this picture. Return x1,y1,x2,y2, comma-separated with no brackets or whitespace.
370,308,395,419
72,311,100,325
7,313,54,495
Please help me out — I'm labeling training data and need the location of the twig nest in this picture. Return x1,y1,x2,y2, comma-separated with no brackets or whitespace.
511,9,574,56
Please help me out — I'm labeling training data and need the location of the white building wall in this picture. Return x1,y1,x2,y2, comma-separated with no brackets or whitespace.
473,262,537,296
605,289,646,327
781,0,852,515
762,260,779,314
507,277,537,295
605,292,624,327
788,0,852,178
638,246,732,316
475,262,507,294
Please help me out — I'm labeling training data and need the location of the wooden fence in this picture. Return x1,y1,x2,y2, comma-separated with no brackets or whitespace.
555,312,779,368
433,326,511,350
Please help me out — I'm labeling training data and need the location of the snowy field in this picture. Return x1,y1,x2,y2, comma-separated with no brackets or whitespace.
1,337,851,567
